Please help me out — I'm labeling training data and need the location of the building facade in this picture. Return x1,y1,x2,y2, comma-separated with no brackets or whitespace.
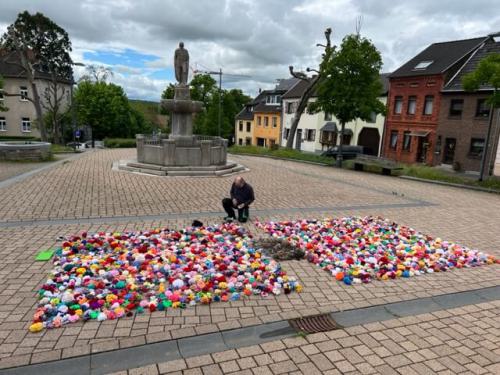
281,75,389,155
435,37,500,175
0,58,72,139
235,105,254,146
383,36,488,165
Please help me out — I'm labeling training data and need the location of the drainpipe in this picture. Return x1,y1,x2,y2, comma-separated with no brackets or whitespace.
479,101,495,181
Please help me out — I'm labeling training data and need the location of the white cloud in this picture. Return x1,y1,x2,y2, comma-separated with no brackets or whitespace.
1,0,499,100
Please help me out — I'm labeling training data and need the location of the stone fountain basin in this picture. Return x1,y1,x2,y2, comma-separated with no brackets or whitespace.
0,141,52,161
160,99,203,114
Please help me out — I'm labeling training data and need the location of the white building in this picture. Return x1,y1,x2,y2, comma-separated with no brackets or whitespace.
281,74,389,155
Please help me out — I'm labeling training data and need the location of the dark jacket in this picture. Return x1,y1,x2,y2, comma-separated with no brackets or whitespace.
230,182,255,206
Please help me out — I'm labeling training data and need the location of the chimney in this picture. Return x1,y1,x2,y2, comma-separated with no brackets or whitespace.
258,88,262,93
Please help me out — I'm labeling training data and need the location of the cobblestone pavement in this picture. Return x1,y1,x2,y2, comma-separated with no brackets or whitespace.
0,149,499,370
128,301,500,375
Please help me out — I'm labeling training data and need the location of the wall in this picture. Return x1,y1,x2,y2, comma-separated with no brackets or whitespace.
253,112,280,147
0,77,71,138
235,118,254,146
281,97,386,154
437,93,499,174
383,74,443,164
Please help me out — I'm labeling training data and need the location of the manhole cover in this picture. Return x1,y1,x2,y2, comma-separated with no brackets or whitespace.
289,314,339,334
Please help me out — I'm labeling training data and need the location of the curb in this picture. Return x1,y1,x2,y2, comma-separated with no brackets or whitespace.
228,152,333,167
400,175,500,195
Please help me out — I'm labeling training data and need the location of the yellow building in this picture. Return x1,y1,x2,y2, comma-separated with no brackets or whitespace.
234,102,255,146
253,97,281,148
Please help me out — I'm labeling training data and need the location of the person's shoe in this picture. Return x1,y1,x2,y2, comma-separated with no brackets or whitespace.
224,216,235,222
238,215,248,223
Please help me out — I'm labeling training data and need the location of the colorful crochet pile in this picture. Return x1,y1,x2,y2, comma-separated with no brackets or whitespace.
257,216,497,285
30,223,301,332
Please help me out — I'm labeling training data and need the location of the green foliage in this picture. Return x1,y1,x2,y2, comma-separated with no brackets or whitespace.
161,74,251,138
1,11,73,80
129,99,167,131
229,145,333,164
463,53,500,107
74,81,151,140
103,138,137,148
0,135,40,141
310,34,386,125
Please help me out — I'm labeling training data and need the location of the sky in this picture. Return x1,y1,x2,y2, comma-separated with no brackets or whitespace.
1,0,499,101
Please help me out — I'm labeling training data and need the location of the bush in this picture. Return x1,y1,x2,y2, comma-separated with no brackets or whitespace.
0,136,41,141
103,138,136,148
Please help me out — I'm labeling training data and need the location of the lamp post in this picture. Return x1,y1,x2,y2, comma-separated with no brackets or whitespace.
70,62,85,151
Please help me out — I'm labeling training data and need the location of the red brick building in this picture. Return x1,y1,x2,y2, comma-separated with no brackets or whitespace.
436,36,500,175
383,37,488,165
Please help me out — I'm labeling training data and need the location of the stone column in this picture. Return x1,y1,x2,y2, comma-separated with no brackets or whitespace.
222,139,228,165
162,139,177,165
136,134,145,163
200,140,212,166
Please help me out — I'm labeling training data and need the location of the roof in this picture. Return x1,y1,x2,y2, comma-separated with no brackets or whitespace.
275,77,300,91
390,37,487,78
282,74,389,99
443,37,500,92
253,102,281,113
0,51,73,84
235,106,254,120
320,122,338,132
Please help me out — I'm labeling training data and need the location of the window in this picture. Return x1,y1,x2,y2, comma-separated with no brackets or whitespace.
0,89,4,101
246,122,251,132
306,129,316,142
283,128,290,140
21,117,31,132
238,121,243,132
390,131,398,149
266,95,281,105
476,99,490,118
20,86,28,101
367,112,377,123
324,112,332,121
257,116,261,126
0,117,6,131
407,96,417,115
272,117,277,128
469,138,485,157
394,96,403,114
423,95,434,115
245,137,252,146
449,99,464,117
264,117,269,127
286,102,294,114
403,131,411,150
414,61,433,70
238,138,243,145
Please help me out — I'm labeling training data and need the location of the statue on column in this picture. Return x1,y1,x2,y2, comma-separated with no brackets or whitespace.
174,42,189,86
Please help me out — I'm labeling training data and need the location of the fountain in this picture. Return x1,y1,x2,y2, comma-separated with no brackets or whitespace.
0,141,52,161
119,42,245,177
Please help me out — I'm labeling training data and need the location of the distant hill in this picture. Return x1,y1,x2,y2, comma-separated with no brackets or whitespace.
129,99,168,130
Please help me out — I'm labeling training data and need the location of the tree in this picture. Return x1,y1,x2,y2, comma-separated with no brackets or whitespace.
463,52,500,180
74,80,149,141
79,65,113,83
310,33,385,167
0,11,73,141
286,28,333,149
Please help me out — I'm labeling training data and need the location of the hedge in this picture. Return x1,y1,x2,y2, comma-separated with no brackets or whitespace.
103,138,136,148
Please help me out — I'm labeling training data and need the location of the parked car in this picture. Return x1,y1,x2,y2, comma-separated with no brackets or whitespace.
321,145,365,160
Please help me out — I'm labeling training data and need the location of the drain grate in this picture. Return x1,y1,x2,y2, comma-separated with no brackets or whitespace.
289,314,339,334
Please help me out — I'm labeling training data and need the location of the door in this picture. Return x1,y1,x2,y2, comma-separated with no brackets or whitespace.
295,129,302,150
357,128,380,156
443,138,456,164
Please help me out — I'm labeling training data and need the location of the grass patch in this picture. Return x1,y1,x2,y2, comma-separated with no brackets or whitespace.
50,144,80,153
228,145,333,165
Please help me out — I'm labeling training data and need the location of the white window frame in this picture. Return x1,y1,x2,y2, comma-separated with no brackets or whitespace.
0,117,6,131
423,95,434,115
414,61,433,70
21,117,31,132
20,86,29,101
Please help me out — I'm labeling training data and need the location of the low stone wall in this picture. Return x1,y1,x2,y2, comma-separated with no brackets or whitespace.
136,135,227,166
0,142,52,161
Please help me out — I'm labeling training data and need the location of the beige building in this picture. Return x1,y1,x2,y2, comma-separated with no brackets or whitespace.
0,58,72,138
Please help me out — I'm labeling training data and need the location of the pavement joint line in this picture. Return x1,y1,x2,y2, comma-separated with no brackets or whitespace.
0,150,94,190
1,284,498,375
230,154,429,205
0,201,437,228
